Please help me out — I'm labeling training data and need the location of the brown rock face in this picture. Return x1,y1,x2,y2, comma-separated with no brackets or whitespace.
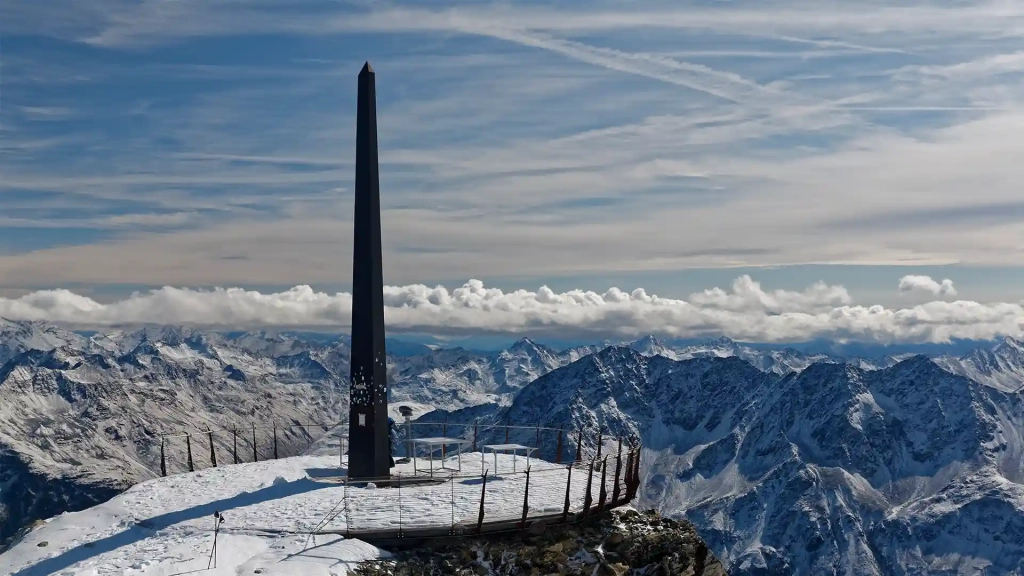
354,508,727,576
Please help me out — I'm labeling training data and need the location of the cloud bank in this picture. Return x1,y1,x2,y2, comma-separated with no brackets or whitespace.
898,274,957,297
2,275,1020,344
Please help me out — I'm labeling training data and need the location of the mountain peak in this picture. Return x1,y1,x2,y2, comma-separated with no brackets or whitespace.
994,335,1024,353
634,334,664,346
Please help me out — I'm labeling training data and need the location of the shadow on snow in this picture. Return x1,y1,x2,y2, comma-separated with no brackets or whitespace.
13,477,335,576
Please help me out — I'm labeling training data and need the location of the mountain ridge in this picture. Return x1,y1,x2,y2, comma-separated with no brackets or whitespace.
5,320,1024,573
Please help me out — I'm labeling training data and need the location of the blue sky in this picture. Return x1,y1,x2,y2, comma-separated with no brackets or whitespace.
4,0,1024,311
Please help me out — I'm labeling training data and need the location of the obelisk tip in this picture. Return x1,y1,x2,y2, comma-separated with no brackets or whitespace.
360,61,374,75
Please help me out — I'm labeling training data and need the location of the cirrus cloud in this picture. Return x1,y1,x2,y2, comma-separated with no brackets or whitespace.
1,275,1019,344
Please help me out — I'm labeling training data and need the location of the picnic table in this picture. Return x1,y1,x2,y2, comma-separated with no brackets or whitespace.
481,443,537,474
410,437,472,476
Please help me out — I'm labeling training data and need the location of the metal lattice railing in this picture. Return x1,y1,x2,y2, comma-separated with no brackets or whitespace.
154,420,632,479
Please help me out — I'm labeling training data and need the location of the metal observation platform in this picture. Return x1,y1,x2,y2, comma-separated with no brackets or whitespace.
156,418,641,542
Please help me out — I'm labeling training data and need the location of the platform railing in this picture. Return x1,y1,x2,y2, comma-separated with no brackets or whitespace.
304,447,643,539
154,419,635,480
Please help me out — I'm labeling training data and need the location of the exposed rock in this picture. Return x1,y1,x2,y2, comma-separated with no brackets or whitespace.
354,508,726,576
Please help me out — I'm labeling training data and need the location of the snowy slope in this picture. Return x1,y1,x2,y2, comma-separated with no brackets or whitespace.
0,455,388,576
0,318,89,364
496,346,1024,575
935,337,1024,393
0,452,598,576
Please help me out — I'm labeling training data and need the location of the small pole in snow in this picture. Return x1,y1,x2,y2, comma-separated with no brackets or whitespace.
186,434,194,472
623,450,635,502
159,436,167,477
561,465,572,524
252,423,258,462
582,460,595,517
556,427,563,464
273,424,279,460
208,427,217,468
232,427,239,464
612,446,623,505
476,472,488,534
207,511,224,569
520,467,531,529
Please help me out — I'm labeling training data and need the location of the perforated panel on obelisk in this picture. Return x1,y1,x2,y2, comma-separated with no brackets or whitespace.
347,62,391,480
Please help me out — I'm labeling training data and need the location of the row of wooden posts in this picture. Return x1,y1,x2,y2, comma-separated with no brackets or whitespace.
159,424,293,476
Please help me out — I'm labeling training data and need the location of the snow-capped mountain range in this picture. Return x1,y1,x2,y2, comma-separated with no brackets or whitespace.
6,319,1024,574
491,346,1024,574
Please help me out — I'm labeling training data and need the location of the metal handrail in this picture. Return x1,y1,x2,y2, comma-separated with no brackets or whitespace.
156,420,594,438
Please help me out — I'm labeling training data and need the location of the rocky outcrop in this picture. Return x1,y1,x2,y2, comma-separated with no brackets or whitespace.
354,508,726,576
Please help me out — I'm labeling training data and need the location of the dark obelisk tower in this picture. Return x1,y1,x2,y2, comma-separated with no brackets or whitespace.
347,62,390,480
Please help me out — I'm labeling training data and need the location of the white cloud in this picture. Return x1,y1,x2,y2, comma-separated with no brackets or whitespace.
1,275,1019,344
899,274,957,298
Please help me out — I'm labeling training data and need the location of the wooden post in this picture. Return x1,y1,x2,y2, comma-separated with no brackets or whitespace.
472,423,478,453
623,451,635,502
582,460,595,517
252,424,258,462
597,456,608,513
632,447,642,499
596,432,603,463
556,428,563,464
535,427,540,455
504,421,510,444
442,418,448,459
575,429,583,463
561,465,572,524
160,437,167,477
612,447,623,505
476,472,488,534
232,427,239,464
186,434,194,472
520,468,531,529
208,429,217,468
450,470,456,535
273,425,279,460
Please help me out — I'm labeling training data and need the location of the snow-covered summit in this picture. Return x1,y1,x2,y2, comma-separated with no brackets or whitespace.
0,318,89,365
